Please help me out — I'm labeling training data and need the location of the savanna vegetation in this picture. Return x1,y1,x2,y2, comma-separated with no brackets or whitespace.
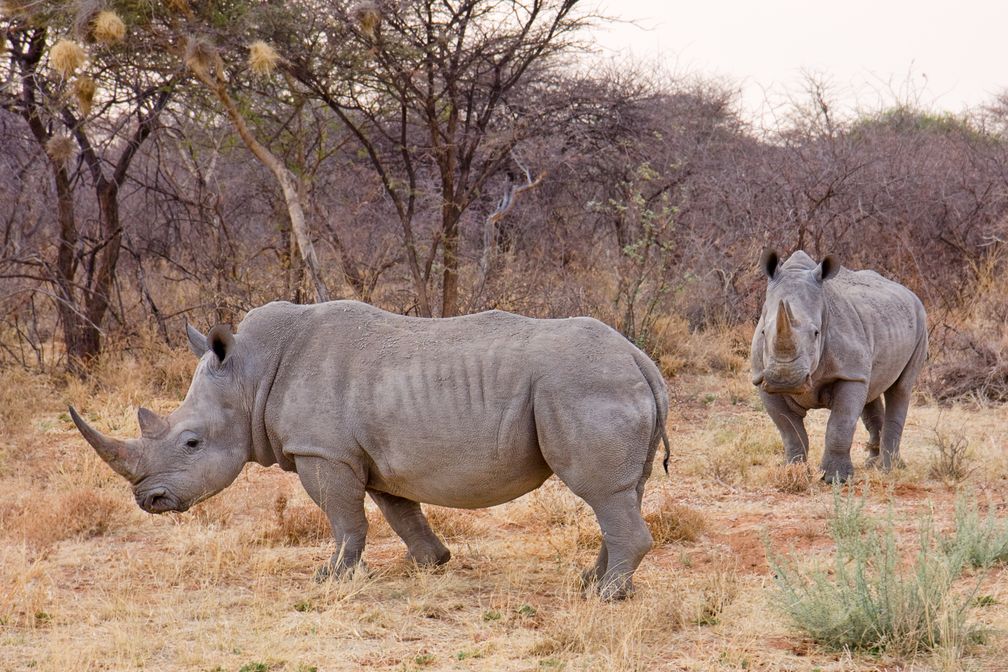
3,1,1008,670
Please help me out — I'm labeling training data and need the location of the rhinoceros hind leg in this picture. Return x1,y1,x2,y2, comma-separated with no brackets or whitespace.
862,397,885,467
368,490,451,567
295,455,369,580
880,387,912,471
579,543,608,591
583,489,652,600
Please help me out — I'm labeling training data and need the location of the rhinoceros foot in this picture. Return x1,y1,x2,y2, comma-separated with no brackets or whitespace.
596,576,635,601
406,545,451,568
864,439,882,469
313,558,368,583
820,457,854,484
865,449,906,472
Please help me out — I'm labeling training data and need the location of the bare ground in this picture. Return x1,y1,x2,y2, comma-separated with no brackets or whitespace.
2,369,1008,671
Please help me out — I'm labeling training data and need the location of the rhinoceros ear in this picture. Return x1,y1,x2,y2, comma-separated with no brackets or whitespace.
186,322,208,357
207,324,235,364
760,249,780,280
815,255,840,282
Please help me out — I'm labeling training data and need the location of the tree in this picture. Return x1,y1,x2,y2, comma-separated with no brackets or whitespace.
1,3,176,371
282,0,588,316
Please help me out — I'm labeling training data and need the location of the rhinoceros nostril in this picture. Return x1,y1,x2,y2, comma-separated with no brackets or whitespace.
139,488,169,512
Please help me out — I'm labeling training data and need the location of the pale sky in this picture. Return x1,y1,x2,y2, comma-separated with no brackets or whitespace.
594,0,1007,124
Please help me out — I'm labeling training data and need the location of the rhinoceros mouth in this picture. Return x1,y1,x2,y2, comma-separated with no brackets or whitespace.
762,375,812,396
135,487,184,514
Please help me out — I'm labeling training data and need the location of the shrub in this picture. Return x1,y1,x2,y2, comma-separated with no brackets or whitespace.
827,482,874,556
927,425,974,485
768,494,979,657
942,496,1008,569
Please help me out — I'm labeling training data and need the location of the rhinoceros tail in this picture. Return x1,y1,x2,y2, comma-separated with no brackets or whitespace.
631,349,671,476
660,426,671,475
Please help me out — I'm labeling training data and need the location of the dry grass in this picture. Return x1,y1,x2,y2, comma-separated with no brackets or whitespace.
645,492,707,544
768,462,816,494
2,337,1008,671
49,38,86,77
423,505,482,539
649,315,750,378
266,493,329,545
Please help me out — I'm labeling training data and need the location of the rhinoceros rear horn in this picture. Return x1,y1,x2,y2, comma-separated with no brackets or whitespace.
773,300,798,355
68,406,141,482
138,407,169,439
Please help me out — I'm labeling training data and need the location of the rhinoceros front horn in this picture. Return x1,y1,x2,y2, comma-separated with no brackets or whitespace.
68,406,141,482
773,300,798,357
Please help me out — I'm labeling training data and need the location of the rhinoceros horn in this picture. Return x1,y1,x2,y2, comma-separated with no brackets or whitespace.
773,300,798,357
138,407,169,439
69,406,141,482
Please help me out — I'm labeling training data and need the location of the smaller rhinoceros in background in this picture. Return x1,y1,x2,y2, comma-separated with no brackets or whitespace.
70,301,670,599
750,250,928,482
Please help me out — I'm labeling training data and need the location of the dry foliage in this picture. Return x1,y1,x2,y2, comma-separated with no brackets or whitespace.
49,38,85,77
768,462,816,494
44,134,74,163
927,426,974,485
266,493,329,545
92,10,125,44
73,75,96,114
4,486,128,548
247,40,279,76
645,494,707,544
422,505,481,540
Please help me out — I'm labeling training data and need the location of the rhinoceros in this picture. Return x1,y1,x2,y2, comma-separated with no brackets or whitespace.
70,300,669,599
750,250,928,482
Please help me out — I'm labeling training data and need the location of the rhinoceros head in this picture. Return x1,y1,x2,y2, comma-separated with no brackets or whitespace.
70,323,250,514
753,249,840,394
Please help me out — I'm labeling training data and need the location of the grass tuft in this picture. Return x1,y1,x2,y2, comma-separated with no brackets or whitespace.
767,462,815,494
266,493,329,545
645,493,707,544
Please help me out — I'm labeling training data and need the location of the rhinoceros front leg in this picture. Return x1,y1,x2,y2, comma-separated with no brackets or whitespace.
821,381,869,483
862,397,884,467
760,390,809,464
367,490,451,567
294,455,369,580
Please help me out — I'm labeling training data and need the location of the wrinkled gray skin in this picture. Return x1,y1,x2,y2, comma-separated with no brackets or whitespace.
70,301,670,599
750,251,928,483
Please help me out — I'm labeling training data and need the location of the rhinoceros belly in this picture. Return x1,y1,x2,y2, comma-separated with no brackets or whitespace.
357,353,553,508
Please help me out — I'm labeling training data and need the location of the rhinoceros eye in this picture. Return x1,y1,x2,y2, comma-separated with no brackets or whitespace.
185,438,200,450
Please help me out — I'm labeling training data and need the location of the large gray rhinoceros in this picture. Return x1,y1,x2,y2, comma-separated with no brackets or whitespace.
70,300,669,599
750,250,928,482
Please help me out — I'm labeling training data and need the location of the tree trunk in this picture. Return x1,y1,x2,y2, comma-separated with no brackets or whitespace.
51,161,91,374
